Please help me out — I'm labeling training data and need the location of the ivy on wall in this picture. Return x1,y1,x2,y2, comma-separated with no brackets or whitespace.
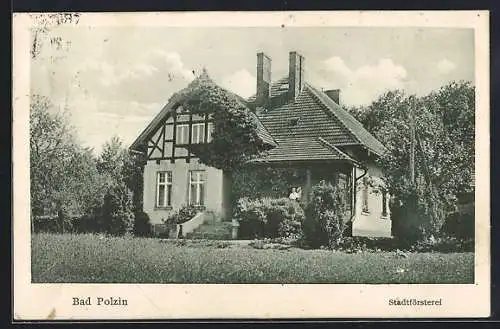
178,70,274,172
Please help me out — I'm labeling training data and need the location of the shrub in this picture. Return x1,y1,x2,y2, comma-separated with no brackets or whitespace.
72,213,101,234
133,210,152,237
391,182,446,245
233,197,304,239
337,237,401,253
303,180,349,249
33,215,74,233
101,183,135,236
410,236,474,253
164,205,200,225
441,211,474,240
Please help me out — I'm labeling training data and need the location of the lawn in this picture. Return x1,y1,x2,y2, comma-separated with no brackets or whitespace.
32,233,474,284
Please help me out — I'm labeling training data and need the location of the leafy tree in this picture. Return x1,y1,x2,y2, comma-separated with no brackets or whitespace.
347,81,475,241
96,136,137,235
30,94,103,232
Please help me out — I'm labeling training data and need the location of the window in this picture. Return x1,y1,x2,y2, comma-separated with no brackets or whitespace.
156,171,172,208
362,177,369,213
207,122,214,142
382,191,388,217
189,171,205,206
191,123,206,144
176,124,189,144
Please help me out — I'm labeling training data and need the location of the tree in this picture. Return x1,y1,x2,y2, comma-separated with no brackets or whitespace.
30,94,103,232
96,136,136,235
347,81,475,241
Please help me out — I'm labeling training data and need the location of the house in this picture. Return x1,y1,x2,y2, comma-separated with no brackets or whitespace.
130,51,392,238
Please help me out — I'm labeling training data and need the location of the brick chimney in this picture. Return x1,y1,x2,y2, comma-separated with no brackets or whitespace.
288,51,305,102
325,89,341,106
256,52,272,108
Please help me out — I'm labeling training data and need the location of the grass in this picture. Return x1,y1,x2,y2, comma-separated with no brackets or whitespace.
32,233,474,284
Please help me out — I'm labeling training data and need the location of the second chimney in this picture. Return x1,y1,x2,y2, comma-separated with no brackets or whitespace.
288,51,305,102
256,52,272,108
325,89,341,106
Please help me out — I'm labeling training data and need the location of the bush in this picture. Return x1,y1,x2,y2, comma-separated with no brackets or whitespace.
164,205,200,225
410,236,474,253
33,214,74,233
101,183,134,236
441,211,474,240
134,210,152,237
72,213,101,234
391,182,446,244
337,237,401,253
303,180,349,249
233,197,304,239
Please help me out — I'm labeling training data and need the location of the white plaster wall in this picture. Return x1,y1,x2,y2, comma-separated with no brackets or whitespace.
352,164,392,238
143,158,224,225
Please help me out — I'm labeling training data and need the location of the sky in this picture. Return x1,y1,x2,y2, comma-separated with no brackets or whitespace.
31,26,474,153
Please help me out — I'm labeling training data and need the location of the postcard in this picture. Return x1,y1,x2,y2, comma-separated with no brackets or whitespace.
12,10,490,320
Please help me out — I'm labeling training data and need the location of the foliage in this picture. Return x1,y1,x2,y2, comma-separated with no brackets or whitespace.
164,205,200,225
96,136,139,235
390,182,446,245
133,210,152,237
441,211,475,240
234,197,304,239
303,180,350,249
232,166,307,202
30,95,104,230
177,70,274,171
337,235,473,253
33,215,74,233
409,236,474,253
100,183,135,236
347,81,475,241
32,233,474,284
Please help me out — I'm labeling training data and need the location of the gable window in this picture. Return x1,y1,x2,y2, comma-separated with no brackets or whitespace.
362,177,369,213
189,170,205,206
156,171,172,208
176,124,189,144
191,123,206,144
207,122,214,142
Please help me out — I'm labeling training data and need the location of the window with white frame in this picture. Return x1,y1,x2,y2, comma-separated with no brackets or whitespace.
156,171,172,208
189,170,205,206
176,124,189,144
191,123,206,144
207,122,214,142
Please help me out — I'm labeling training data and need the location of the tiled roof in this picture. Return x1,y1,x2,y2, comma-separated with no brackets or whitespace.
306,84,387,156
250,137,358,163
256,86,358,146
249,78,387,157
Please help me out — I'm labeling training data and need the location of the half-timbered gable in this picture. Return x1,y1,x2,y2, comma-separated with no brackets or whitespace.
145,104,214,162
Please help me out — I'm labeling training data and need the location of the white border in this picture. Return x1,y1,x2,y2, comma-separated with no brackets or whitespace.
13,11,490,320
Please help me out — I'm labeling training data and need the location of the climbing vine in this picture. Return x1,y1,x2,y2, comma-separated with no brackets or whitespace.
178,71,274,171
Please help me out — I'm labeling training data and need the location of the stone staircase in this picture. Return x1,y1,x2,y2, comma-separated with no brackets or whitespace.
185,212,233,240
